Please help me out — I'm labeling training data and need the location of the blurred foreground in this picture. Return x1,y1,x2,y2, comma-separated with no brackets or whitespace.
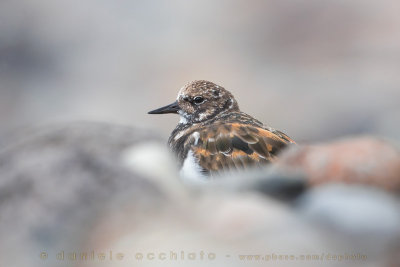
0,122,399,267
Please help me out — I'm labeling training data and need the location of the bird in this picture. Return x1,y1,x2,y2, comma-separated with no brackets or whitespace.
148,80,295,180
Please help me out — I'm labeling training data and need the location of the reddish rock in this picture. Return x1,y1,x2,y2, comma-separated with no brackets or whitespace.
277,137,400,191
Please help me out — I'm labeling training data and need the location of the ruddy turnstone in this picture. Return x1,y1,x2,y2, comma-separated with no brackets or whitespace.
148,80,295,180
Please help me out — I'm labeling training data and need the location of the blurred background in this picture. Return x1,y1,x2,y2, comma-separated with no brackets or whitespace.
1,0,400,142
1,2,400,266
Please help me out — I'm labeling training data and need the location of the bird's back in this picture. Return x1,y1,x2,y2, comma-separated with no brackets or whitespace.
169,111,295,177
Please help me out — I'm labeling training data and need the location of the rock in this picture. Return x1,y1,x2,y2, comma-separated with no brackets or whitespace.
277,137,400,192
0,122,168,267
296,184,400,259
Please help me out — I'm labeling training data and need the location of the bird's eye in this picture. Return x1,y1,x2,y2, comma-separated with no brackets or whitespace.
193,96,204,104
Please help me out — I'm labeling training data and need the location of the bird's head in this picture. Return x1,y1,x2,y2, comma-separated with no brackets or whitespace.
148,80,239,124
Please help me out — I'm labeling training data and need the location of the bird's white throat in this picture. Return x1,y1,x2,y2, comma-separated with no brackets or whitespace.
178,110,191,125
179,115,188,124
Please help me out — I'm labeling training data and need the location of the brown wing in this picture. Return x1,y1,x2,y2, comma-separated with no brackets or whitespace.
186,123,295,174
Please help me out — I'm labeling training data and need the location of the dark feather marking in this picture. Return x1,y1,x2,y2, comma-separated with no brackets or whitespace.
232,136,253,155
216,135,232,153
249,139,270,158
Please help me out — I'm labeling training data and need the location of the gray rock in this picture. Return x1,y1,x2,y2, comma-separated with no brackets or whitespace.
0,122,167,267
296,184,400,259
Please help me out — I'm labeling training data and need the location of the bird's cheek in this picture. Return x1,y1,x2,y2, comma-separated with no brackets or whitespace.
181,103,194,114
199,108,214,119
188,105,196,113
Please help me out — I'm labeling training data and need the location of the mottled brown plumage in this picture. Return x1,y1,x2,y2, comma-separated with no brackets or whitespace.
148,80,295,179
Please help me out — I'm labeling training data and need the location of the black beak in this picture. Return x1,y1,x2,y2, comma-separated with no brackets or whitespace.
148,101,180,114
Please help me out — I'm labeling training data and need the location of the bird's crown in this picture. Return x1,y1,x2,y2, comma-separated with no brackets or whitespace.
176,80,239,124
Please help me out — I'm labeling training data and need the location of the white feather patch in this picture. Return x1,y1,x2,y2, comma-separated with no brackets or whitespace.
179,116,188,124
180,150,207,183
192,132,200,145
178,110,189,125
